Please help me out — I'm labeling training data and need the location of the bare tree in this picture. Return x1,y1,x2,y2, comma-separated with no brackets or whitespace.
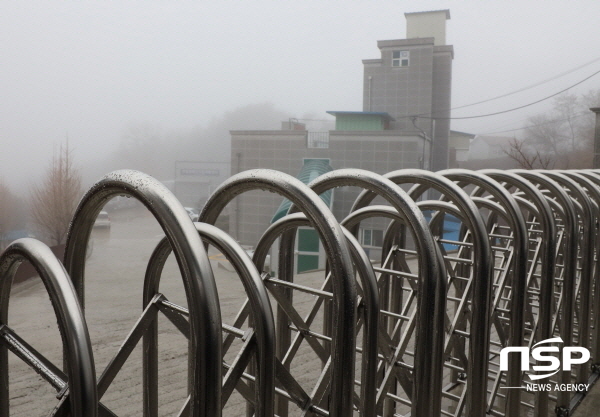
503,138,554,169
505,89,600,169
30,143,82,245
0,179,25,250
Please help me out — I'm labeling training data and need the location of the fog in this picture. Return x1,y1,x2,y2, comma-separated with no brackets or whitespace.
2,1,600,192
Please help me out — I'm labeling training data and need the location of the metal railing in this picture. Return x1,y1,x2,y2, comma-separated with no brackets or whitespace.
307,132,330,149
1,168,600,417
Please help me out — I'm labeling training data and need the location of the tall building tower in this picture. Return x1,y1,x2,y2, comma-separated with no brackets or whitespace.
362,9,453,171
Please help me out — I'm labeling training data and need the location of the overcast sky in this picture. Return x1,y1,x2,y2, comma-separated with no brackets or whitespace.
2,1,600,188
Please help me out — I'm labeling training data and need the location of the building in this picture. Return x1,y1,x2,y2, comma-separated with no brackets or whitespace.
459,135,520,170
362,9,453,172
448,130,476,168
467,135,514,161
229,10,454,271
173,160,230,209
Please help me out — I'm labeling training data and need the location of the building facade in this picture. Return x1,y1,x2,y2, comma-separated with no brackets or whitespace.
448,130,476,168
173,160,230,209
228,10,454,270
468,135,513,161
230,129,424,243
363,10,453,171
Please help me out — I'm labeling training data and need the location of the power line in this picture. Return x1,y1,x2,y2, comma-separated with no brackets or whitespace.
479,115,533,135
451,56,600,111
296,60,600,126
412,68,600,121
478,111,589,136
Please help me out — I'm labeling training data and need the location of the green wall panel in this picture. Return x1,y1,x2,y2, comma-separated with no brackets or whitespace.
297,254,319,273
298,228,319,252
335,114,383,131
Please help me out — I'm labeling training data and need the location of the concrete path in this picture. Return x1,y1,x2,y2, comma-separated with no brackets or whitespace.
572,380,600,416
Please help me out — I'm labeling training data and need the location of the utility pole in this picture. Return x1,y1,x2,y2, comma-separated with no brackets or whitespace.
591,107,600,169
411,116,432,171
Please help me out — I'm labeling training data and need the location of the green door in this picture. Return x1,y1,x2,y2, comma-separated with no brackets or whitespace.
297,228,320,273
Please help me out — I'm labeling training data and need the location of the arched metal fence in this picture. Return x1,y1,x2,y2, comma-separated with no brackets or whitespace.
2,168,600,417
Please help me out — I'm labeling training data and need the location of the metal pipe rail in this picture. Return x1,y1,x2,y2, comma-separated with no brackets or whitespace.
439,169,529,417
254,212,379,417
514,170,584,416
3,167,600,417
143,222,276,417
303,169,447,417
0,239,97,417
63,170,224,417
352,169,494,417
482,169,558,417
199,169,358,417
575,172,600,364
543,172,595,384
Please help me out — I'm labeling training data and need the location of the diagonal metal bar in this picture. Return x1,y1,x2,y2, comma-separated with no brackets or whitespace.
278,273,331,368
177,397,190,417
97,293,163,398
376,308,417,408
0,324,66,392
222,331,256,405
267,284,330,362
157,299,192,339
1,329,115,416
275,359,313,410
223,299,251,354
51,296,165,416
302,359,332,417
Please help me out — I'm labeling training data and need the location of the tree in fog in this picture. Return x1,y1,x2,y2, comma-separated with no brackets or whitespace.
185,102,292,161
504,137,554,169
100,103,292,183
0,179,25,250
30,143,82,245
114,122,172,178
505,90,600,169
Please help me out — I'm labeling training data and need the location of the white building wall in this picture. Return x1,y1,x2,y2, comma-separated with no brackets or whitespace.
405,10,450,46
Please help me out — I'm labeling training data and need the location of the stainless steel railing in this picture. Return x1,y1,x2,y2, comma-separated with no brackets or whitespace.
1,168,599,417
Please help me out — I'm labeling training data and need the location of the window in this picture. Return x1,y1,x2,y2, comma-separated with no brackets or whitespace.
362,229,384,247
392,50,409,67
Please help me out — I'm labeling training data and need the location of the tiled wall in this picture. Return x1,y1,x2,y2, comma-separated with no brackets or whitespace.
363,41,434,136
230,131,425,246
